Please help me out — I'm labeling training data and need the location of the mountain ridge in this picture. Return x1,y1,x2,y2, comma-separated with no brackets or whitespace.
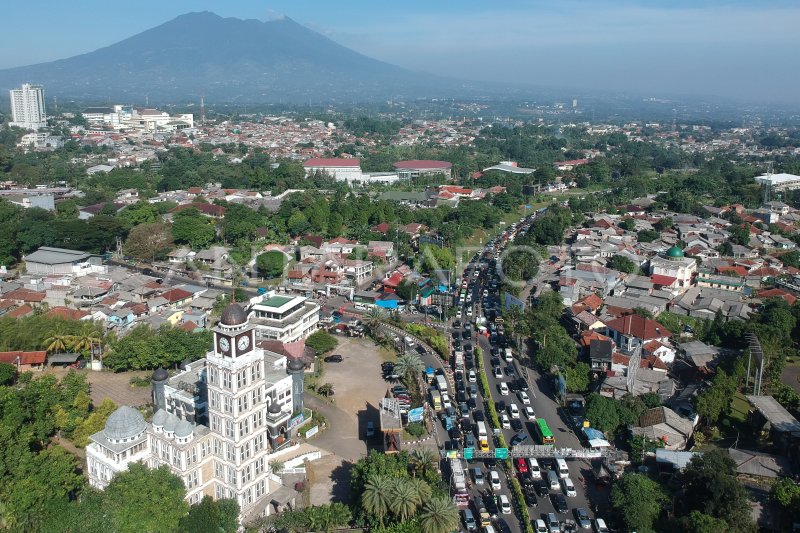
0,11,453,103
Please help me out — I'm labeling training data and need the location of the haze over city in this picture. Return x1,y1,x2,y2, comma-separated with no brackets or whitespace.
1,0,799,104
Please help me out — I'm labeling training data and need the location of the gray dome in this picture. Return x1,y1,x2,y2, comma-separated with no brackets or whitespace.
268,401,282,414
152,367,168,382
152,409,168,427
287,357,305,372
220,303,247,326
175,419,193,438
163,412,180,433
104,406,146,441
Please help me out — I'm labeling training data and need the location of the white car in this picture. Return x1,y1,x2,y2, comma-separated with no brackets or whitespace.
525,406,536,420
508,403,520,419
500,413,511,429
518,391,530,405
562,477,577,497
594,518,609,533
494,366,503,379
498,494,511,514
468,370,477,383
489,469,501,490
499,382,509,396
534,519,548,533
528,458,542,479
466,307,473,317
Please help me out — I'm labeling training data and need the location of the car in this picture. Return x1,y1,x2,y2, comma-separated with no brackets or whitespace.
462,508,478,531
593,518,609,533
324,354,343,362
562,477,576,497
500,413,511,429
508,403,520,419
366,421,375,438
464,342,473,352
495,400,506,412
528,458,542,480
449,427,463,440
463,330,471,340
467,397,478,409
462,420,474,433
551,494,569,514
546,512,561,533
510,419,524,432
499,382,509,396
404,336,415,347
494,366,503,378
465,434,476,448
525,406,537,420
453,320,462,328
516,378,530,391
474,410,485,422
490,469,501,490
515,458,529,474
534,478,549,497
533,518,548,533
505,365,516,377
473,467,485,485
518,391,531,405
498,494,512,514
468,369,477,383
510,432,529,446
523,485,538,507
574,508,591,529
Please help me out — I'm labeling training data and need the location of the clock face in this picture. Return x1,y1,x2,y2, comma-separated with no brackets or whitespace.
237,334,251,352
218,336,230,353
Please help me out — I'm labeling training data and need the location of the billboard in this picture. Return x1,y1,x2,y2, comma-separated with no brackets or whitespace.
288,413,305,430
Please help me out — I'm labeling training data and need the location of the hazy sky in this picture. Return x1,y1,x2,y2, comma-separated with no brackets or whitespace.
1,0,798,103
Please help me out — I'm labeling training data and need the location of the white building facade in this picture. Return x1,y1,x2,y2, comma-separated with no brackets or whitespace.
248,291,320,343
10,84,46,130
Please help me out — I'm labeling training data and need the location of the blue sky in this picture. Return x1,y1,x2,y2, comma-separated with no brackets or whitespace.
2,0,799,103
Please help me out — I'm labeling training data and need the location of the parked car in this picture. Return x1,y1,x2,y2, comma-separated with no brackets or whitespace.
574,508,591,529
325,354,343,362
366,421,375,438
551,494,569,514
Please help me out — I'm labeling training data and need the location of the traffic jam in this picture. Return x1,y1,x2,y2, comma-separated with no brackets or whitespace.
426,210,609,533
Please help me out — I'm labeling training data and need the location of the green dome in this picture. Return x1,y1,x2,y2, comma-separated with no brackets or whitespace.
665,246,684,258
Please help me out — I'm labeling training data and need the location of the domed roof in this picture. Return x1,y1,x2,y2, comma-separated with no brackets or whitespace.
175,419,193,438
665,245,685,258
152,409,168,427
287,357,305,372
220,302,248,326
268,401,282,415
163,412,179,433
104,406,146,441
152,367,168,382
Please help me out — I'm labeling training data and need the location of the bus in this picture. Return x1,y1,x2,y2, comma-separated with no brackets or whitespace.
476,421,489,451
535,418,555,445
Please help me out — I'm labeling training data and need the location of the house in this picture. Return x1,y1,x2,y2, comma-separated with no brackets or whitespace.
589,338,614,372
571,310,605,332
78,202,125,220
24,246,104,277
746,395,800,462
678,341,720,372
727,448,792,480
631,406,695,450
604,314,673,354
159,287,194,308
0,350,47,371
367,241,394,261
393,160,452,180
649,246,697,287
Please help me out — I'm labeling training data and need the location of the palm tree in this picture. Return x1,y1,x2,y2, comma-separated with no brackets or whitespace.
69,322,102,358
410,448,438,479
419,496,459,533
394,353,425,380
388,478,420,522
418,495,459,533
409,477,432,505
43,328,72,354
365,307,384,334
361,474,392,525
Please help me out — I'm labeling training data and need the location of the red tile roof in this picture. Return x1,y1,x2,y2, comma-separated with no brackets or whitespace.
578,294,603,312
160,288,193,303
605,314,672,340
304,158,360,167
47,307,90,320
6,304,33,318
650,274,677,287
171,203,226,217
4,288,46,303
0,350,47,366
757,288,797,305
717,265,747,277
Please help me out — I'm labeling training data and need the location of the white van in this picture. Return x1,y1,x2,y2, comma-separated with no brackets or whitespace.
594,518,609,533
498,494,511,514
490,469,501,490
528,458,542,479
562,477,576,497
547,469,560,490
556,457,569,479
534,519,548,533
508,403,520,419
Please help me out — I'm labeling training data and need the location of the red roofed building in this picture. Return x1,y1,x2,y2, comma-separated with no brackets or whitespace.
605,315,673,354
0,350,47,370
371,222,391,235
159,288,193,307
757,288,797,305
7,304,34,318
393,160,452,180
303,158,362,183
554,159,589,171
47,307,90,321
4,288,46,305
650,274,678,289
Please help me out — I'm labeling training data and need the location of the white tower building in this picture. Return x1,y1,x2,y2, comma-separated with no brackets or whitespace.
9,84,47,130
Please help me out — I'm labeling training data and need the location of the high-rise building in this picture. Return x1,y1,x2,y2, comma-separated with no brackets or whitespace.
9,83,47,130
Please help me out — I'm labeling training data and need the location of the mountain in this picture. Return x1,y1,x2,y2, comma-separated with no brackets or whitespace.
0,12,456,103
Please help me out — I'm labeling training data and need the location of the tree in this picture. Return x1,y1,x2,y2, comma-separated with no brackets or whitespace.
611,473,667,533
0,362,15,385
418,495,459,533
394,353,425,381
409,448,438,479
693,368,737,424
68,321,102,359
389,478,421,522
306,330,338,355
637,229,660,242
71,397,118,447
608,255,636,274
678,450,755,532
123,222,173,262
317,383,334,397
564,362,591,392
255,250,286,278
178,496,240,533
43,328,72,354
772,477,800,509
585,393,621,433
171,208,215,249
362,475,393,525
104,463,189,533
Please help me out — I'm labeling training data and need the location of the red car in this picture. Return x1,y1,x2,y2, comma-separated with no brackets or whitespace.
515,458,528,474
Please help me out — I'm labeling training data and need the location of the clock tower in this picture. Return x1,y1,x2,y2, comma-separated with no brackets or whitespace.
213,302,255,358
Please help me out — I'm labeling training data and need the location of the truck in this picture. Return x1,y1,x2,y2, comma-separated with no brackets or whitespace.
430,389,442,411
476,421,489,451
454,350,464,370
435,375,449,394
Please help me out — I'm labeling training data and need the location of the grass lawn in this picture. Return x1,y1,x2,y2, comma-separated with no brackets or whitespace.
728,391,750,424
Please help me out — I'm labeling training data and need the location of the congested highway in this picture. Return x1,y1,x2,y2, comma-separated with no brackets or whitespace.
428,211,610,533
